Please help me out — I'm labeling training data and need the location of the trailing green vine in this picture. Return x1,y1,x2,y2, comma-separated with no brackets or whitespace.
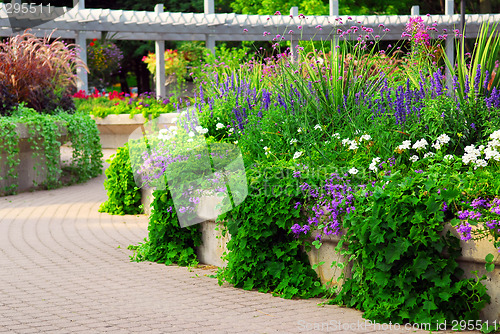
129,188,201,267
23,112,62,189
0,118,20,195
57,112,103,182
0,106,103,195
216,161,324,299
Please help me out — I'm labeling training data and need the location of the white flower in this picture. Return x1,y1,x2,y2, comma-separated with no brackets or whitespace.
216,123,224,129
432,142,442,150
490,130,500,140
293,151,303,159
199,128,209,134
348,167,358,175
424,152,435,159
188,131,195,137
348,142,359,150
169,126,178,132
260,139,264,142
360,134,372,142
325,140,331,145
171,117,178,123
409,155,419,162
475,159,488,169
412,138,428,150
462,144,481,165
159,129,168,135
229,128,234,133
484,147,500,161
443,155,454,161
195,125,203,133
187,138,193,142
342,138,350,146
436,134,450,145
234,141,238,144
332,133,340,139
314,124,322,131
263,146,271,155
398,140,412,151
369,157,381,172
290,138,298,145
297,128,302,133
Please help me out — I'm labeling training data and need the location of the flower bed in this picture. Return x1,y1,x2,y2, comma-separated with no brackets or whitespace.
99,17,500,331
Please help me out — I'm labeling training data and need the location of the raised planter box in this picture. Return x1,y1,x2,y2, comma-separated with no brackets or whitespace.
0,123,67,195
92,113,179,149
139,189,499,322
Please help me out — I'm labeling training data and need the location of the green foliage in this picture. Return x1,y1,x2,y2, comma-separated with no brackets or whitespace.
444,22,500,104
333,171,490,328
0,118,20,194
99,144,142,215
129,189,201,267
0,106,103,195
216,162,324,299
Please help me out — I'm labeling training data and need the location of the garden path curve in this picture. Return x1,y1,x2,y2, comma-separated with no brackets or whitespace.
0,151,479,334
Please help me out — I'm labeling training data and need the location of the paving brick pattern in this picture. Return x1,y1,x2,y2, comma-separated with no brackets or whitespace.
0,152,480,333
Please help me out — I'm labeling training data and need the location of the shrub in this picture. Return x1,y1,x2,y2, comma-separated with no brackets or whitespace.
87,38,124,90
99,144,142,215
0,30,85,114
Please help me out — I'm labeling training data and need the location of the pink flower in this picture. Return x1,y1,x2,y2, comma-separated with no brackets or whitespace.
274,11,281,15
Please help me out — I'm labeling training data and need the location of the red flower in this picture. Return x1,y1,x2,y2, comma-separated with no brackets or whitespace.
90,42,95,47
93,38,97,42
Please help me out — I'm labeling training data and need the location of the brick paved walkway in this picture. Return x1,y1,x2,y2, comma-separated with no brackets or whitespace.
0,154,478,333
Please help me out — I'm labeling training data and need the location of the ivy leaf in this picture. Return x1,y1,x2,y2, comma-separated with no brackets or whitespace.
485,253,494,263
373,271,389,287
243,278,255,290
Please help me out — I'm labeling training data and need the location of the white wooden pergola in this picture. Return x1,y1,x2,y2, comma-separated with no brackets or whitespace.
1,0,499,95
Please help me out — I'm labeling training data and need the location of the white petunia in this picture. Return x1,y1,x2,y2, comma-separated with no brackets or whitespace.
398,140,411,150
348,141,359,150
348,167,358,175
436,134,450,145
360,134,372,142
475,159,488,169
424,152,435,159
490,130,500,140
369,157,381,172
412,138,428,150
216,123,224,129
293,151,303,159
409,155,419,162
432,142,442,150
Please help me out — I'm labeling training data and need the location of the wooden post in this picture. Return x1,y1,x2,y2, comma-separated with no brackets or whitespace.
74,0,88,93
329,0,339,17
155,4,166,99
290,7,298,63
204,0,215,55
445,0,455,91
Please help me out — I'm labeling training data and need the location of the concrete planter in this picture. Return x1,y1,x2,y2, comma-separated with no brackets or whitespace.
139,190,498,321
92,113,179,149
0,123,67,194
